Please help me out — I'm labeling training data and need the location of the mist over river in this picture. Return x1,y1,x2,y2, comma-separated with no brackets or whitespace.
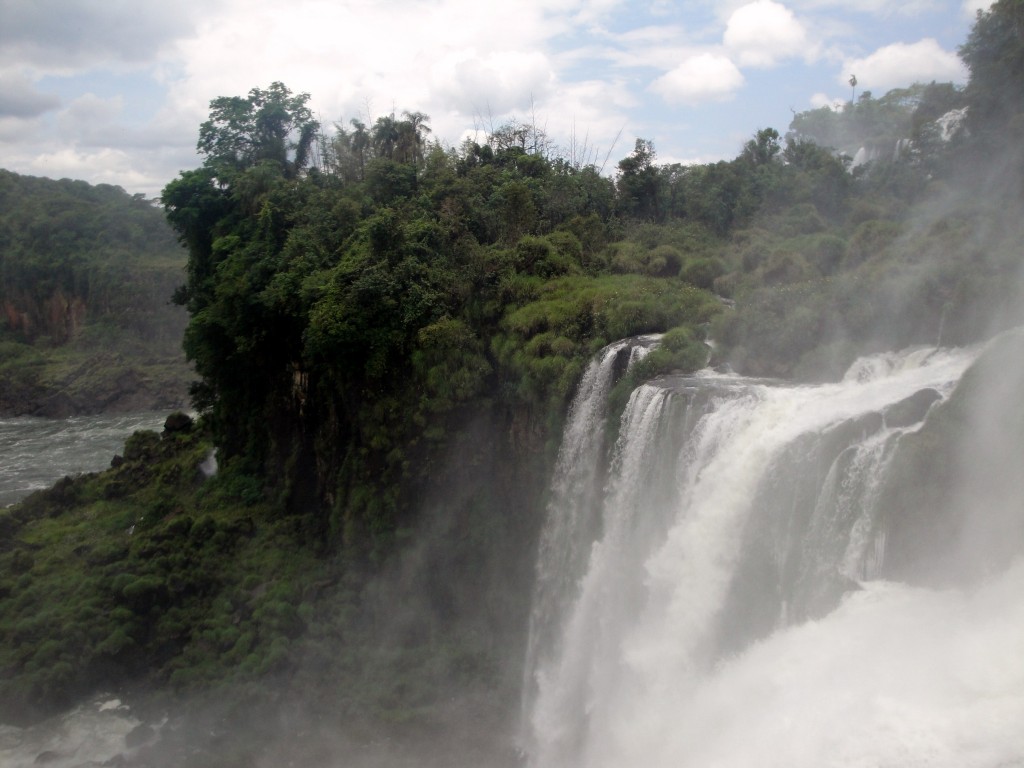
0,412,170,507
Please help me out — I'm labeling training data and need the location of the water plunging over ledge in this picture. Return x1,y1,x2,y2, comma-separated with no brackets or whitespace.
521,338,1024,768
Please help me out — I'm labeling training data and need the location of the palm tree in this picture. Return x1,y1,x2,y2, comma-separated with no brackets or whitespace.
350,119,370,179
372,114,401,160
400,111,431,169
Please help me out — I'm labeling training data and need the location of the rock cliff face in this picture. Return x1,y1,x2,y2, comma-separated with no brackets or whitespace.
2,291,88,344
0,289,191,418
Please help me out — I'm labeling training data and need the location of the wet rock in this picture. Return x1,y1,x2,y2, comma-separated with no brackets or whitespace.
125,723,156,749
162,412,193,435
883,388,941,428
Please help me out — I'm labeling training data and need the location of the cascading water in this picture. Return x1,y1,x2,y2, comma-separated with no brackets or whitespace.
522,338,1024,768
521,335,660,734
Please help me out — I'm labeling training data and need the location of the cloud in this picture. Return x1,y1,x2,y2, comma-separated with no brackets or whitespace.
582,27,707,74
531,78,636,164
961,0,993,16
786,0,942,14
23,146,163,191
57,94,124,146
840,38,968,93
0,72,60,117
0,0,212,72
809,92,844,110
165,0,582,148
0,115,44,144
430,49,557,118
724,0,810,67
650,53,745,105
0,0,984,199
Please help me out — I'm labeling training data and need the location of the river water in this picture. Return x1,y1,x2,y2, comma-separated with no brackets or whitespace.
0,411,170,507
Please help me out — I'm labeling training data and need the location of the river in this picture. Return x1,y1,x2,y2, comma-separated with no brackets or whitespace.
0,411,171,508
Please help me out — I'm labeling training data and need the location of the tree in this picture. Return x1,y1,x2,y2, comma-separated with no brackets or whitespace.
399,111,431,168
328,119,371,182
959,0,1024,137
371,114,402,160
741,128,782,167
617,139,663,221
198,82,318,181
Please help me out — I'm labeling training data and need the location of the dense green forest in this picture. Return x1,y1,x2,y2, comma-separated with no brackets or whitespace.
0,171,190,415
1,2,1023,765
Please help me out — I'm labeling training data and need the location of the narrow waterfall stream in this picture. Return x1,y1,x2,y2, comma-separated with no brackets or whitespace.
522,337,1024,768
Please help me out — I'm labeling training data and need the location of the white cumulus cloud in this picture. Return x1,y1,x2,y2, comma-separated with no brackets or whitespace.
430,49,556,118
840,38,967,93
650,53,745,105
724,0,810,67
809,92,844,110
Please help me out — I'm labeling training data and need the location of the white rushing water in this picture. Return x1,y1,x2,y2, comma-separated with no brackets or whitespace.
0,411,169,507
523,341,1024,768
0,696,144,768
522,335,660,720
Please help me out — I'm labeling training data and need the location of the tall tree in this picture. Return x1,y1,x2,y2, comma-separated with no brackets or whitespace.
741,128,782,167
400,110,431,168
197,82,318,181
616,138,662,221
371,114,402,160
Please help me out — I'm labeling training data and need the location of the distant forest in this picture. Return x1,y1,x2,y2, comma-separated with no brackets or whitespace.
0,170,190,415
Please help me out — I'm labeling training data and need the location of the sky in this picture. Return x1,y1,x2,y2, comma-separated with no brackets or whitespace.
0,0,993,199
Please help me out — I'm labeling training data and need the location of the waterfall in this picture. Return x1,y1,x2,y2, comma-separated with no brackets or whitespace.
522,339,1024,767
521,335,660,741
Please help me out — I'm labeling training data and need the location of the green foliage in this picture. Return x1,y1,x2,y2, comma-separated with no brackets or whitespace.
198,82,317,180
787,87,923,159
495,274,719,415
0,171,187,344
680,257,726,289
0,416,350,724
705,2,1024,379
412,317,492,411
960,0,1024,139
616,138,661,220
606,325,711,422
